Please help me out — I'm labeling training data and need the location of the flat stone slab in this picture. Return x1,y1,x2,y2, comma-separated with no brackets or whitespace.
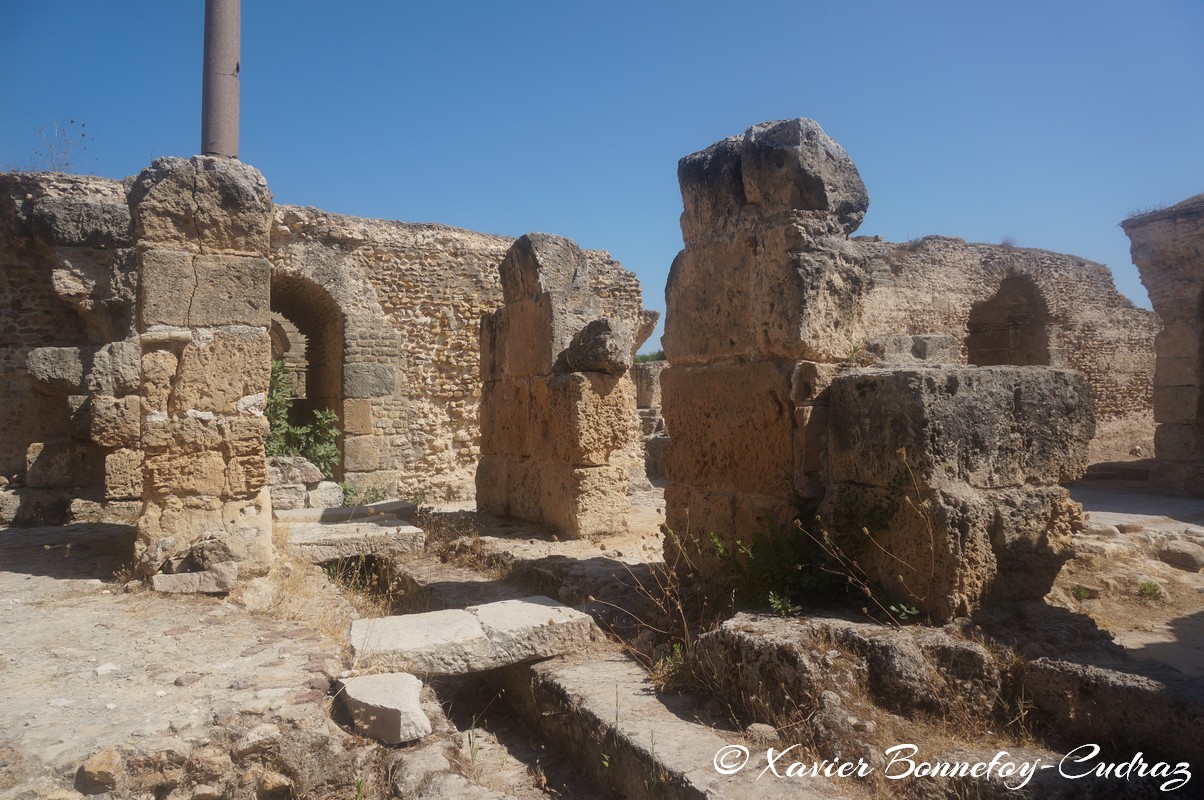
274,499,417,524
336,672,431,744
350,596,596,674
285,521,424,564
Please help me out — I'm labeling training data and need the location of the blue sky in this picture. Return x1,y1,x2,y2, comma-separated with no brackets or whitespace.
3,1,1202,351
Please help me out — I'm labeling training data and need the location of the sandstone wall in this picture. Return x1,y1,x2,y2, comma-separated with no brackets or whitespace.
1123,194,1204,496
855,236,1158,460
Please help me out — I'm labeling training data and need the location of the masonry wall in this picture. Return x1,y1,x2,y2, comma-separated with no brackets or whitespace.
854,236,1159,461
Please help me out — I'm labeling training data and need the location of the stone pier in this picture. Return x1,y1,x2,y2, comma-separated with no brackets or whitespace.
130,156,275,586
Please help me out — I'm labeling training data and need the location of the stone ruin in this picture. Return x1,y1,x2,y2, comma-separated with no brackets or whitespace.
476,233,655,537
1124,194,1204,497
660,119,1114,620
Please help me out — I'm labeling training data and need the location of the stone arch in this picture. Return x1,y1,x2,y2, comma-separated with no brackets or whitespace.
271,272,345,476
966,275,1052,367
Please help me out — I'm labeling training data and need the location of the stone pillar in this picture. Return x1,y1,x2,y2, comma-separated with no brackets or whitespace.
129,156,274,588
1122,195,1204,496
661,118,870,576
477,234,641,538
201,0,240,158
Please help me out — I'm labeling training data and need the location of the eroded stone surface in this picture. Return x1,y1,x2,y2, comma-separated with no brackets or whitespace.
336,673,432,745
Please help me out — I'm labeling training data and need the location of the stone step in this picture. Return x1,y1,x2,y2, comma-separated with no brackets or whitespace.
392,557,526,611
283,520,424,565
494,651,847,800
273,498,417,524
350,596,598,675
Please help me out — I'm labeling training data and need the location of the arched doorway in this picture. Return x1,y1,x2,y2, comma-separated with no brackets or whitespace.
966,275,1052,367
270,273,345,478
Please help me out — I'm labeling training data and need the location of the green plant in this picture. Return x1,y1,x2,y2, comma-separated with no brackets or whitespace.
1138,580,1163,601
888,602,920,621
1071,583,1091,601
266,359,341,479
634,350,665,363
768,590,802,617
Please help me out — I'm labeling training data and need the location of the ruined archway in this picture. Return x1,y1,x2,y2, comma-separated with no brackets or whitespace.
270,273,345,478
966,275,1052,367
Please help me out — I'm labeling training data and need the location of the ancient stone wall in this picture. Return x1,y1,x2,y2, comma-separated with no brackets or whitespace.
1123,195,1204,496
855,236,1159,460
0,173,138,523
476,233,649,537
131,156,275,586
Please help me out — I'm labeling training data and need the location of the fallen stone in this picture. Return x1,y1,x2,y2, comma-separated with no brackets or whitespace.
1083,523,1121,538
1159,540,1204,572
230,723,282,760
75,748,123,794
468,596,596,664
150,562,238,594
561,317,633,375
268,455,323,486
26,347,91,395
1117,522,1146,534
336,672,431,744
285,521,423,565
351,609,496,673
306,481,344,509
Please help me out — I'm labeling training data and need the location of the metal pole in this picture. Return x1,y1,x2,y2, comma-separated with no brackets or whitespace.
201,0,240,158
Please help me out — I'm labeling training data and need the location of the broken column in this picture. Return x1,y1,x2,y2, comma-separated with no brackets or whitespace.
476,234,646,537
130,156,274,585
661,119,871,572
820,366,1095,621
1122,195,1204,496
631,360,669,480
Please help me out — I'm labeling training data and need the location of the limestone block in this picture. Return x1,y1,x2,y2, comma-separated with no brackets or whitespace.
677,118,869,243
89,395,140,448
506,456,546,522
479,378,531,458
307,481,345,509
1154,355,1198,388
343,363,396,398
660,361,795,495
644,433,669,480
141,349,180,414
1159,540,1204,572
827,366,1095,490
663,242,755,364
85,340,141,397
561,318,633,375
342,398,374,435
150,562,238,594
26,440,95,488
336,673,431,745
344,435,384,472
498,232,592,305
287,521,423,564
104,448,143,499
225,452,268,496
483,295,597,377
272,483,306,511
820,483,1077,622
26,346,91,395
545,464,630,538
631,360,667,409
793,404,827,477
144,450,228,496
171,328,270,415
1154,322,1200,360
66,395,91,440
474,454,509,518
351,609,497,673
663,483,736,571
468,596,596,663
139,249,271,328
1153,385,1200,425
31,194,131,248
1155,424,1204,464
128,155,272,254
530,372,635,467
75,748,125,794
1152,463,1204,498
267,455,323,486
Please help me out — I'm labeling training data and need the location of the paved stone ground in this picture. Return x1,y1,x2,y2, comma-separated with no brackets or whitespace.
0,523,378,799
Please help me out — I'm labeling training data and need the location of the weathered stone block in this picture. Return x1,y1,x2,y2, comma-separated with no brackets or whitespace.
351,609,496,672
479,378,531,458
820,483,1078,622
27,347,91,395
663,242,755,364
474,454,509,518
865,334,961,365
483,295,597,377
31,194,132,248
336,673,431,745
468,596,596,663
307,481,344,509
26,440,94,488
85,340,141,397
140,348,179,414
139,250,271,328
543,464,630,538
1155,424,1204,464
89,395,140,449
342,398,374,435
128,156,272,254
530,372,635,467
561,317,633,375
267,455,323,486
1154,355,1199,388
793,404,827,477
789,360,840,403
150,562,238,594
271,483,307,511
661,361,795,495
343,363,395,398
827,366,1094,490
144,450,227,496
171,328,270,415
631,360,667,409
343,435,384,472
104,448,143,499
1154,385,1200,424
498,232,591,305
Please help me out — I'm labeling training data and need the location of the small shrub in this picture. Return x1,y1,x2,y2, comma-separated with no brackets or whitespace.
266,360,341,479
634,350,665,363
1138,580,1163,601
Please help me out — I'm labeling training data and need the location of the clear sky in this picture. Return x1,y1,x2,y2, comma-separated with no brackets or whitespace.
3,1,1202,351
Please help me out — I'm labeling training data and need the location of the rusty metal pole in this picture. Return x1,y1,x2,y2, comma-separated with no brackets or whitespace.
201,0,240,158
